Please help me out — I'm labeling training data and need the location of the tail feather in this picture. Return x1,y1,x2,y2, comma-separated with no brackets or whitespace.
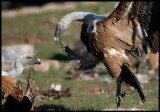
121,64,145,102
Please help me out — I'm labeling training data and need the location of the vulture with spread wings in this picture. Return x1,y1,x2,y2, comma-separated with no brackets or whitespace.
54,2,159,107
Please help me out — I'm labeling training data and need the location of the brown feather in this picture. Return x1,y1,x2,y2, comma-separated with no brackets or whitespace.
106,2,133,21
102,2,158,61
55,2,158,106
1,76,24,108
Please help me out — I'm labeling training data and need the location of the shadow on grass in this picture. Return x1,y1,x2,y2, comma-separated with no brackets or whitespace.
49,54,70,61
35,104,96,111
84,70,110,76
35,104,70,111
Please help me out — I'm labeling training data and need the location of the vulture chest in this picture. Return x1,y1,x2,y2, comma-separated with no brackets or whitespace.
88,23,133,79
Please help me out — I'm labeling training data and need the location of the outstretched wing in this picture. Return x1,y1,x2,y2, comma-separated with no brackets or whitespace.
127,2,159,53
107,2,159,60
108,2,153,32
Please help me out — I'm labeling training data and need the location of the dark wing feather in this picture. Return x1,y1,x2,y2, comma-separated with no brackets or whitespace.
147,2,159,53
122,63,145,103
109,2,153,34
126,2,159,54
129,2,153,31
106,2,133,21
108,2,158,60
81,23,90,52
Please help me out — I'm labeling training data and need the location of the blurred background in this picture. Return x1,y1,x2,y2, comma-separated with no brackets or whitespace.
1,2,159,111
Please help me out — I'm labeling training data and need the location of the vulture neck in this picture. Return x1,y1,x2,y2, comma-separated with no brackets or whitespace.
4,59,24,78
60,12,106,25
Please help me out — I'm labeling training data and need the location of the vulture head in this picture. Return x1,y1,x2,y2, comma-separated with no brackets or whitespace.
21,56,41,66
2,56,41,78
53,12,107,42
54,22,69,42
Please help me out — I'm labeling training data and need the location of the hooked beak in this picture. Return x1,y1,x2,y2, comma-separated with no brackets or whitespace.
54,33,60,42
33,58,41,64
23,56,41,66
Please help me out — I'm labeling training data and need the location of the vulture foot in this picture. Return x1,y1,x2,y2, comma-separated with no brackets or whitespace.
116,92,126,108
64,46,82,62
58,39,82,62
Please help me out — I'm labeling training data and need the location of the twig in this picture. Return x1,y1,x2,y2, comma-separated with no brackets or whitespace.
31,94,37,111
25,68,38,110
26,68,33,97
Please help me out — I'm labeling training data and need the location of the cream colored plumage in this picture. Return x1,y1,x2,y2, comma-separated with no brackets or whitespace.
2,56,41,78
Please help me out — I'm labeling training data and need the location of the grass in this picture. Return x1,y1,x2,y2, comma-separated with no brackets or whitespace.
19,66,159,111
2,2,159,111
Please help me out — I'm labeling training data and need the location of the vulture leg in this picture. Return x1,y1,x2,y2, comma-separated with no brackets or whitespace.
58,39,82,61
64,46,82,61
116,74,123,108
116,63,145,108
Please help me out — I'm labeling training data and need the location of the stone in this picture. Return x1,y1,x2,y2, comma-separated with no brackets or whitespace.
2,44,34,71
48,60,60,70
33,60,60,72
33,61,50,72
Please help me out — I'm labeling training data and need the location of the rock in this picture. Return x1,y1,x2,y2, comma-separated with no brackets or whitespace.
42,2,77,11
2,44,34,71
136,74,151,84
147,52,159,70
2,2,78,18
33,60,60,72
33,61,50,72
48,60,60,70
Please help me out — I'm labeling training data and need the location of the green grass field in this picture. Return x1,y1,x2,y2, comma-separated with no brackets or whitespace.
2,2,159,111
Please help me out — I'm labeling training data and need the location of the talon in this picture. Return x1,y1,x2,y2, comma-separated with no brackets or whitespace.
121,92,126,97
117,95,123,108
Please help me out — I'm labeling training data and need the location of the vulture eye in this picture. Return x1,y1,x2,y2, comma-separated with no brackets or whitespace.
27,56,32,59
